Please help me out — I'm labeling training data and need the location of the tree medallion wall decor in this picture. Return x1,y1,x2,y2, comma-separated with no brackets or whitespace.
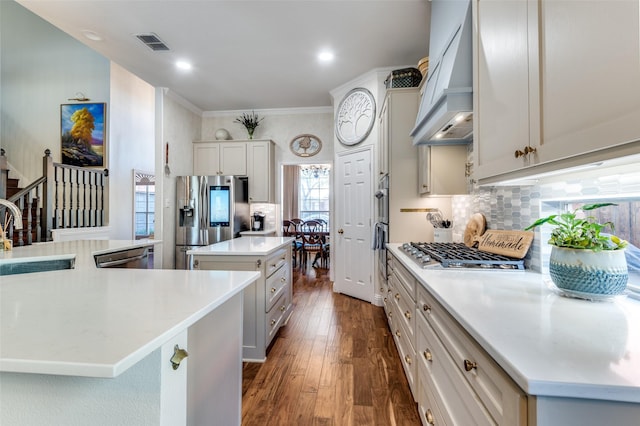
61,102,106,167
335,88,376,146
290,134,322,157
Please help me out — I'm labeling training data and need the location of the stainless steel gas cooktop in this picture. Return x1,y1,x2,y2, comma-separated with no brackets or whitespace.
400,242,525,270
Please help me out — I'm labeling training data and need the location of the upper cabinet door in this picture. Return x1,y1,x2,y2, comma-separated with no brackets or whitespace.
219,143,247,176
473,0,537,180
193,143,221,176
539,0,640,162
246,141,274,203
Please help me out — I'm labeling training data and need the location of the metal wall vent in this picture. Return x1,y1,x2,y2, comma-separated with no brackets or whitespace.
135,33,170,51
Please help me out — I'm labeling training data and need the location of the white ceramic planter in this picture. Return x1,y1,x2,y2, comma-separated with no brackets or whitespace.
549,246,628,297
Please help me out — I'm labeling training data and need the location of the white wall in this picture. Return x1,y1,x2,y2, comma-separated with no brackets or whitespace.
0,0,110,181
160,91,203,268
108,63,156,239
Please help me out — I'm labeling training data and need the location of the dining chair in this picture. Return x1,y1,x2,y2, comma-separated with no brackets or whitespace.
282,220,302,267
290,218,304,231
300,220,325,269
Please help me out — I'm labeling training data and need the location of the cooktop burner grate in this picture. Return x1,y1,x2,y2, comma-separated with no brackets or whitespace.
410,242,525,270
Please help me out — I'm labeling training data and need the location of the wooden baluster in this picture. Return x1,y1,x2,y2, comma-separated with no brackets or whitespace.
35,186,42,242
75,169,80,228
83,170,88,227
26,190,33,245
53,166,60,229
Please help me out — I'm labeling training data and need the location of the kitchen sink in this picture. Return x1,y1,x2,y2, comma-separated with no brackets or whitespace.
0,255,76,276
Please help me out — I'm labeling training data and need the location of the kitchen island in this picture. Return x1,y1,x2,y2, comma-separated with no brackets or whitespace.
386,243,640,425
1,240,260,426
188,236,294,361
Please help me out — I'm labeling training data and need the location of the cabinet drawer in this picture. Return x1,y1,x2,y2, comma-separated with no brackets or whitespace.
417,311,495,425
391,304,417,397
265,248,287,277
391,257,416,298
417,284,527,425
265,263,289,311
390,271,416,343
417,359,446,426
266,292,288,344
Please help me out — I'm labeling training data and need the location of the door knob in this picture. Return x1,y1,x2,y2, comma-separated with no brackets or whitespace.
338,228,344,234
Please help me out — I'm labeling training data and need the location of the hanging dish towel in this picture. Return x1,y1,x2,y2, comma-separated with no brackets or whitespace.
372,222,386,250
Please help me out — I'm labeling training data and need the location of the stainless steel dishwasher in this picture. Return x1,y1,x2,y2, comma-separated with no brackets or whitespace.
94,246,151,269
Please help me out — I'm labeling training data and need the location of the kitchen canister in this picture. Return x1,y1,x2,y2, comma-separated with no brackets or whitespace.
433,228,453,243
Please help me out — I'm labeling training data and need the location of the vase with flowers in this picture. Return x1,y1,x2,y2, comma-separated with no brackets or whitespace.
234,111,264,140
525,203,628,299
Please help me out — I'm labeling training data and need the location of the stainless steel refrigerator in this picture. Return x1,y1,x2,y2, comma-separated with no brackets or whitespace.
175,175,250,269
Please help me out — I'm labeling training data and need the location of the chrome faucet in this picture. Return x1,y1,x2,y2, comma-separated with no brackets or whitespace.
0,198,23,230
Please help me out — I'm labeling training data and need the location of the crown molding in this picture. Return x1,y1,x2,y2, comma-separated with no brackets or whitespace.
202,106,333,118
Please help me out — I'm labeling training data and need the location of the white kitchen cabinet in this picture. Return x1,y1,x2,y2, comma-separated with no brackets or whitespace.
246,140,275,203
416,282,527,425
473,0,640,183
191,245,292,362
473,0,539,181
418,144,468,195
387,252,418,398
386,251,527,425
539,1,640,162
193,141,247,176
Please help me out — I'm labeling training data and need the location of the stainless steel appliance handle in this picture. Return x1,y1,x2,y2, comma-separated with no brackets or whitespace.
97,253,147,268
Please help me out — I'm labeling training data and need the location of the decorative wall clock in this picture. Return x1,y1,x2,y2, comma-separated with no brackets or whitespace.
289,134,322,157
335,88,376,146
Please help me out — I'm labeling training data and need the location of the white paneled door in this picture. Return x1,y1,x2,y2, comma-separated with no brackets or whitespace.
334,147,373,302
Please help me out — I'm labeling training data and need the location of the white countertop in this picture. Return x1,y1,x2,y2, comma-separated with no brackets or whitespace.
0,240,260,378
387,243,640,403
187,236,293,256
239,228,277,236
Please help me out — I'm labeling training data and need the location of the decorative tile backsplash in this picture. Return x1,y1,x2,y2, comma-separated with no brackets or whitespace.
452,167,640,272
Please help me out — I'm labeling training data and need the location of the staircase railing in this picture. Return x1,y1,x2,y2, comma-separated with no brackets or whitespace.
1,149,108,246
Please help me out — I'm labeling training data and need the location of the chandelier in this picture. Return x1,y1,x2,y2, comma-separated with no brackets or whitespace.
300,164,331,178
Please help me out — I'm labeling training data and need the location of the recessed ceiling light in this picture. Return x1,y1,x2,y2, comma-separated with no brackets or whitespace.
317,50,334,63
82,30,103,42
176,61,192,71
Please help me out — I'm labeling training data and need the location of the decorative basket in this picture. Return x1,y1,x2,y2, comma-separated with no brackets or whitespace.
417,56,429,77
384,67,422,89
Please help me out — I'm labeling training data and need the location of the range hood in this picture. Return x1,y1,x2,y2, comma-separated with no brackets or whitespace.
411,1,473,145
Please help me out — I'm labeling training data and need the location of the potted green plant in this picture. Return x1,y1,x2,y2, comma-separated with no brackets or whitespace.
234,111,263,140
525,203,629,298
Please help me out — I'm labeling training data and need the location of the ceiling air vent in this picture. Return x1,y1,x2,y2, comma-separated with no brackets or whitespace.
135,33,170,51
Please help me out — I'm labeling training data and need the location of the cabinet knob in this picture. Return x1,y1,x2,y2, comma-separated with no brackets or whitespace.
404,311,412,320
395,293,400,301
514,149,526,158
271,319,277,327
170,345,189,370
423,349,433,362
338,228,344,234
281,277,286,283
524,145,537,155
193,260,199,269
395,330,401,338
423,304,431,314
426,408,435,425
463,359,478,372
271,287,277,293
404,355,412,365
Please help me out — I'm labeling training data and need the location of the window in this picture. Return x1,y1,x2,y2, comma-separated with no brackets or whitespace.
299,164,330,225
134,171,155,239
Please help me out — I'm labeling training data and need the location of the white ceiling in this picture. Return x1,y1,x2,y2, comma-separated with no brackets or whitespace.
17,0,431,112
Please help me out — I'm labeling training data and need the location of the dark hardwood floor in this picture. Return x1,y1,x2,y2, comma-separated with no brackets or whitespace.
242,264,421,426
